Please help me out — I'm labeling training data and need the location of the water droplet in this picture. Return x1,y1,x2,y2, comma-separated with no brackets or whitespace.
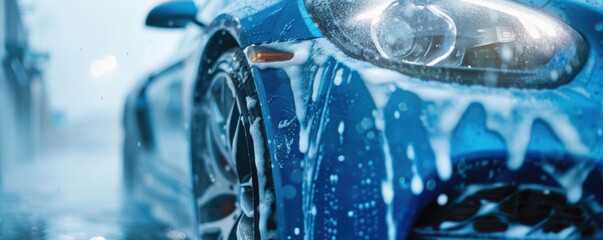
437,194,448,206
398,103,408,112
366,131,376,139
500,45,514,63
394,111,401,119
595,21,603,32
550,70,559,81
411,175,424,195
426,179,436,190
399,177,409,189
338,121,345,135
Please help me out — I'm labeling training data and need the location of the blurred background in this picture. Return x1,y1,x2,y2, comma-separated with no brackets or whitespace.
0,0,189,239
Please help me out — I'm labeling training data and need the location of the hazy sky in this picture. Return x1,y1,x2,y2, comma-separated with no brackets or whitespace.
20,0,186,121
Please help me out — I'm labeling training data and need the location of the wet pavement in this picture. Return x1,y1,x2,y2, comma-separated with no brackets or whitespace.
0,114,188,240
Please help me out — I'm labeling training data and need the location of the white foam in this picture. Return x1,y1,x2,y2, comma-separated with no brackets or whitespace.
407,144,424,195
380,132,397,240
375,108,398,240
543,163,594,203
249,118,276,239
358,63,589,179
246,96,257,110
338,121,345,145
311,67,324,102
277,118,296,129
406,144,416,161
299,127,310,154
334,68,344,86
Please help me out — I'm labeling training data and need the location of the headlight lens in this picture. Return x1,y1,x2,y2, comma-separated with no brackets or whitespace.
305,0,588,88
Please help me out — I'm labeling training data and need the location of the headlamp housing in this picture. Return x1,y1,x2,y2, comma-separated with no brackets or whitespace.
305,0,589,88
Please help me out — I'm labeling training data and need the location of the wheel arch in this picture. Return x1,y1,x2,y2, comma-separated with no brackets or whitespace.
189,15,282,239
192,30,240,105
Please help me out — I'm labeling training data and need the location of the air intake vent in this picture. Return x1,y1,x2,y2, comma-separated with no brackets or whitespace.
412,185,601,239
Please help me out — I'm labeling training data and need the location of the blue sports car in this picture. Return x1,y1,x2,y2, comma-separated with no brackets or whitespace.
123,0,603,239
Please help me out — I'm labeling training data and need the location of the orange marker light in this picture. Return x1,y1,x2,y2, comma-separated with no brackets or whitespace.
248,46,294,63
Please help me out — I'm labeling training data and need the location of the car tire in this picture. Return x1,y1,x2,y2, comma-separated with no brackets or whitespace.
190,48,277,240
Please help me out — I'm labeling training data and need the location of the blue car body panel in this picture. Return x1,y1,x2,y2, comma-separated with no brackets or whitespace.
251,38,603,239
236,0,321,45
200,0,321,47
244,0,603,239
127,0,603,239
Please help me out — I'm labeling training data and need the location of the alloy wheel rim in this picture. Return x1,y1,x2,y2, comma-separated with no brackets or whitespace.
197,72,256,240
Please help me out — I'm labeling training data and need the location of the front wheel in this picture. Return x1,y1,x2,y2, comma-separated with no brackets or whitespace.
190,48,278,240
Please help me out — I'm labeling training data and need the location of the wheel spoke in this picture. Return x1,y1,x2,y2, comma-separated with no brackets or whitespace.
211,83,226,123
231,119,242,167
220,78,227,114
199,210,239,238
206,155,234,185
226,101,242,174
226,100,240,150
196,181,235,209
206,127,237,184
221,79,234,119
209,99,228,154
210,100,226,134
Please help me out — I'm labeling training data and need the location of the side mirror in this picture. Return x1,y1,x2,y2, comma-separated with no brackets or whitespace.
145,0,198,28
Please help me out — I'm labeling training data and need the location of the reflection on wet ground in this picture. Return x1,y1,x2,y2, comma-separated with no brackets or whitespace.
0,192,182,240
0,114,188,240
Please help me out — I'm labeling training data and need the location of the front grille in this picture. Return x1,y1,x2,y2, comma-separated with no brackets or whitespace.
412,185,602,239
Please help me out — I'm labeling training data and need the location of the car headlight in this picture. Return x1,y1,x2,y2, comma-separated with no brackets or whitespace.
305,0,588,88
